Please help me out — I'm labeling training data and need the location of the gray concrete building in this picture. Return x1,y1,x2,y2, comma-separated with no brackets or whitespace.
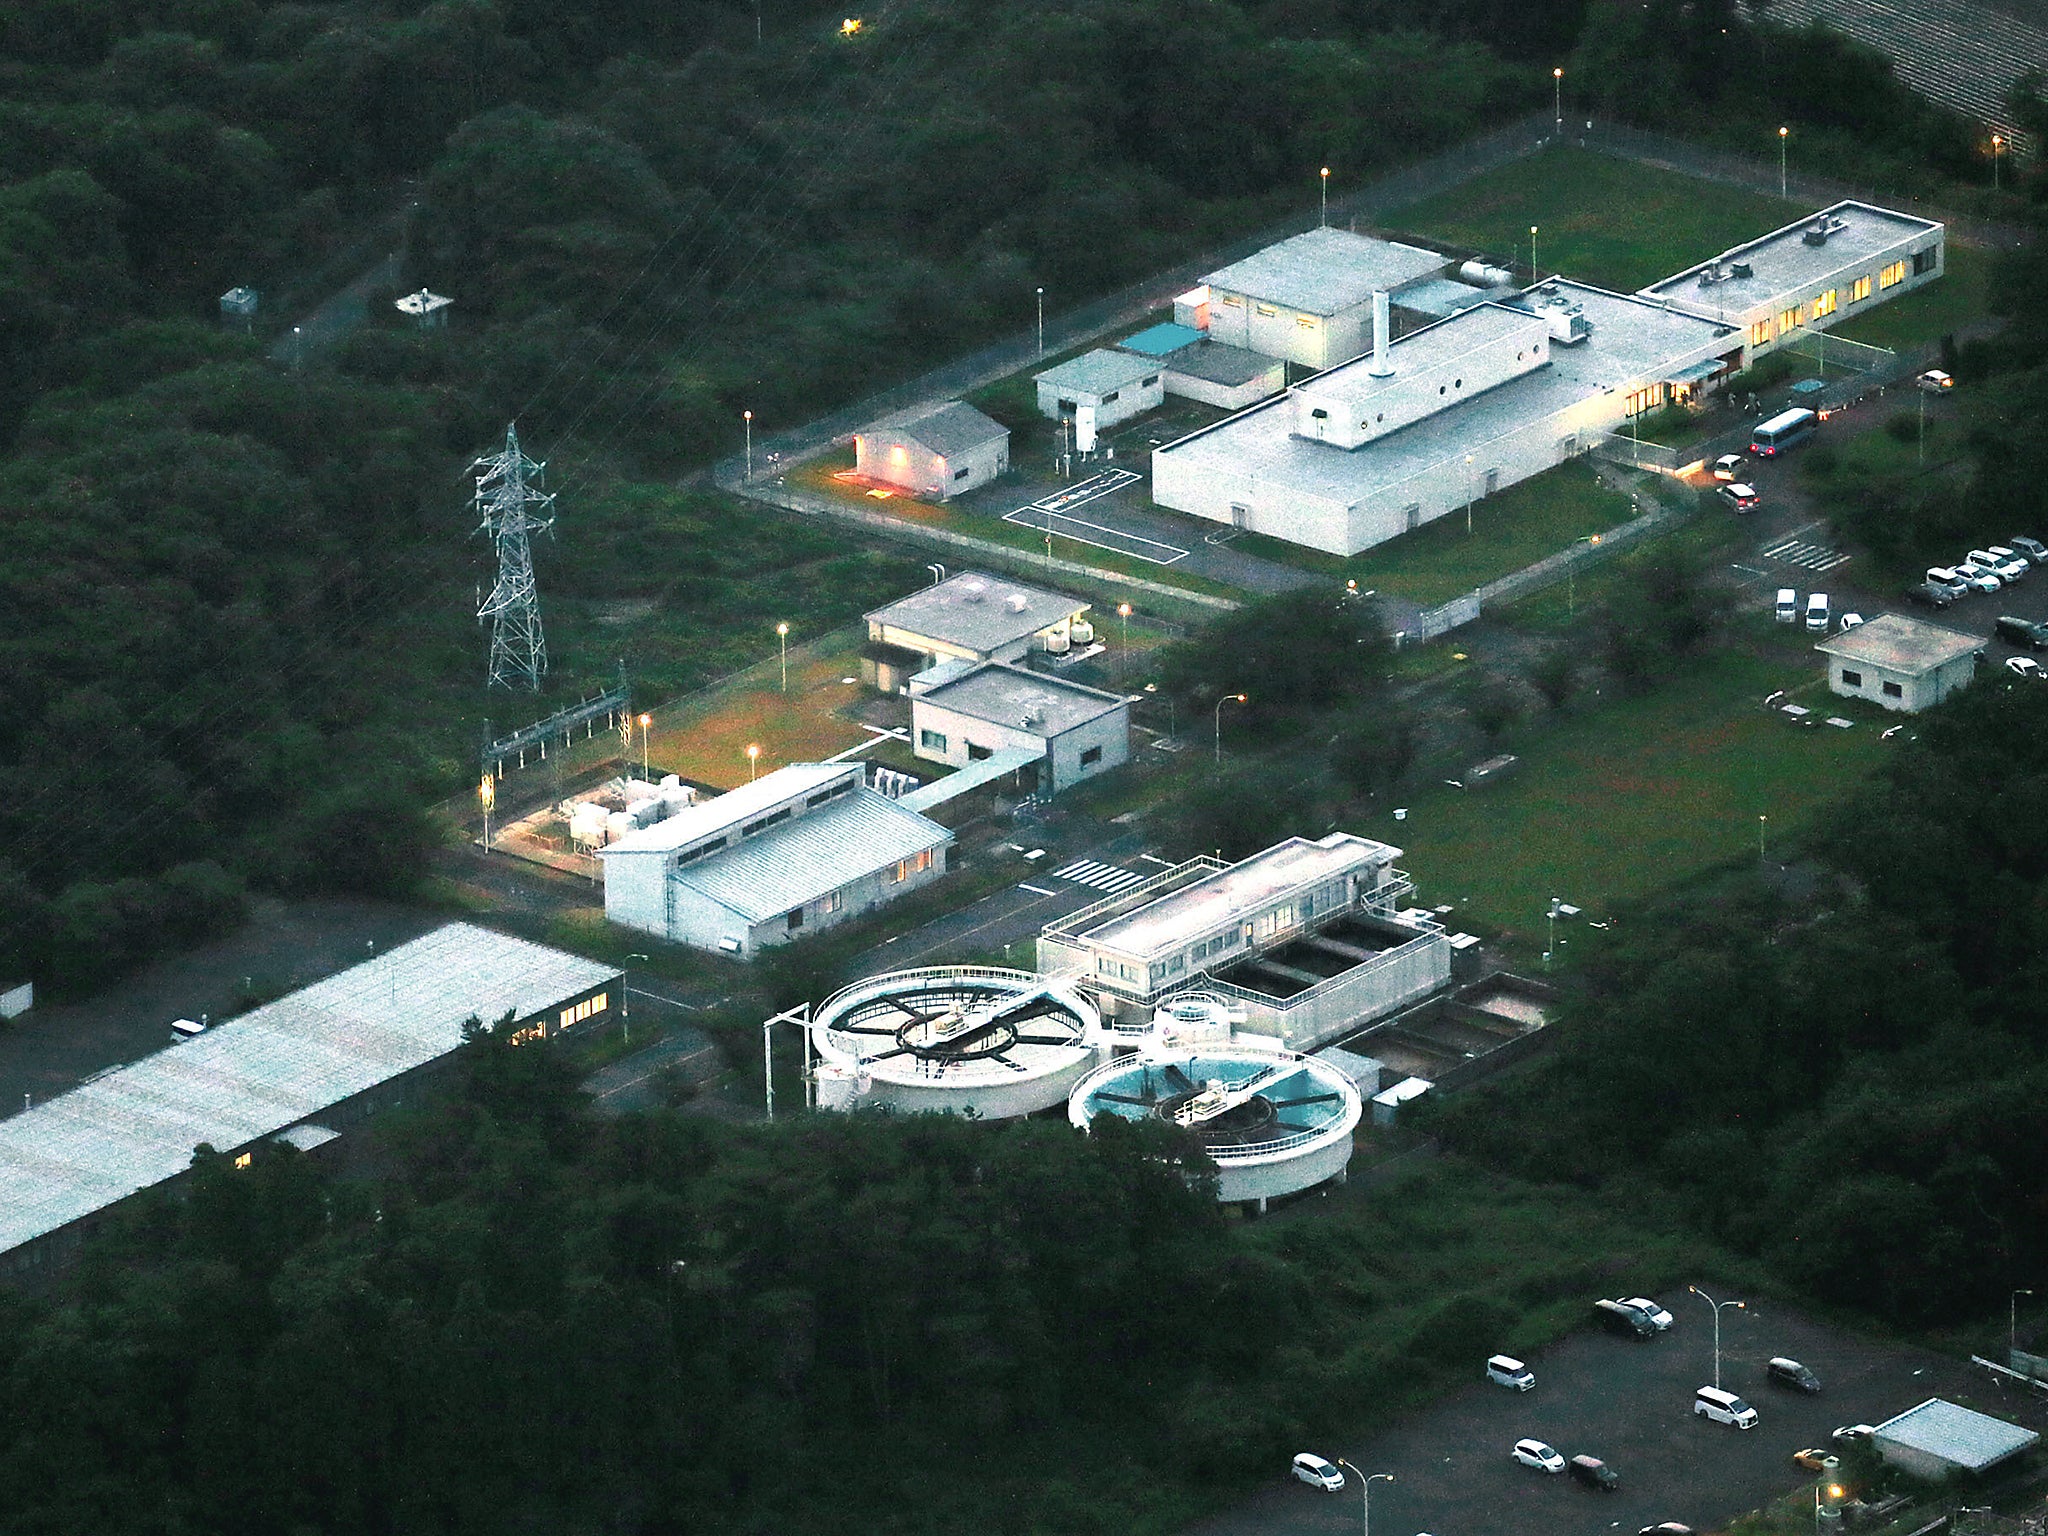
1037,833,1452,1051
1815,613,1980,712
1033,349,1164,430
1201,227,1446,368
600,763,951,956
862,571,1090,692
910,661,1129,796
854,400,1009,499
1871,1399,2039,1480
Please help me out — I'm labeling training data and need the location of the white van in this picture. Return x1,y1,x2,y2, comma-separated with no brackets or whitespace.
1694,1386,1758,1428
1804,593,1831,632
1775,589,1797,624
1487,1354,1535,1391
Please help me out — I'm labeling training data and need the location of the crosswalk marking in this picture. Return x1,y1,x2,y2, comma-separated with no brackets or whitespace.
1762,538,1852,573
1050,859,1148,894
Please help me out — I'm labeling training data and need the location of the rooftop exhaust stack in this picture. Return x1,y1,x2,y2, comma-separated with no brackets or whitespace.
1370,291,1392,377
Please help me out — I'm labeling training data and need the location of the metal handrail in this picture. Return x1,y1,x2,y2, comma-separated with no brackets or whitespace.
1040,856,1227,939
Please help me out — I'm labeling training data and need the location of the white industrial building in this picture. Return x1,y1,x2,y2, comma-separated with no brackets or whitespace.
1200,227,1447,369
1641,200,1945,358
854,400,1009,499
862,570,1090,693
1152,280,1737,555
1033,349,1164,431
1871,1400,2039,1480
1815,613,1980,712
910,661,1129,797
600,762,951,957
1038,833,1452,1051
0,924,620,1279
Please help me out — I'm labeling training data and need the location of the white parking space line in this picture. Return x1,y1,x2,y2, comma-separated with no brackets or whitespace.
1024,467,1140,516
1762,537,1852,573
1019,883,1058,896
1003,505,1189,565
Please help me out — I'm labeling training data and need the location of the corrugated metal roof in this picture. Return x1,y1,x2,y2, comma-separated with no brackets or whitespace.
866,399,1008,457
0,924,620,1256
1205,228,1445,315
1121,322,1205,357
1874,1399,2039,1470
675,789,952,922
601,763,857,855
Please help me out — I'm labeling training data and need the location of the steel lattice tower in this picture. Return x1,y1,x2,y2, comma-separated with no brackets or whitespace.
472,423,555,691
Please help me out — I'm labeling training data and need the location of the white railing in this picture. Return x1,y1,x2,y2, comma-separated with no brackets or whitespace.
1184,926,1450,1016
1040,856,1227,940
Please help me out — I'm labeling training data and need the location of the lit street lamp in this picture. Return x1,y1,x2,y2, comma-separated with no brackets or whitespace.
1817,1481,1845,1536
1779,126,1789,199
777,621,790,692
638,712,651,779
2012,1289,2034,1363
1117,601,1132,653
1759,813,1768,862
1993,135,2004,191
478,773,494,850
1529,225,1539,283
1545,896,1562,969
1320,165,1330,227
1690,1285,1746,1390
1553,67,1564,137
1214,692,1247,765
1036,286,1044,356
743,409,753,481
1334,1462,1393,1536
746,743,761,782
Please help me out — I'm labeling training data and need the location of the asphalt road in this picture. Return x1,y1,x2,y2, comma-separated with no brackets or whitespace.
1190,1293,2043,1536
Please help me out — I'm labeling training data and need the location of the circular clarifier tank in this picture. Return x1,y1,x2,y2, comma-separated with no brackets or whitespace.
1067,1047,1362,1207
809,967,1103,1119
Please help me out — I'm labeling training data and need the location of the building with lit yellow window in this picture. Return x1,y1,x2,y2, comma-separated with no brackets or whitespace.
854,400,1008,500
1640,200,1943,357
0,923,622,1281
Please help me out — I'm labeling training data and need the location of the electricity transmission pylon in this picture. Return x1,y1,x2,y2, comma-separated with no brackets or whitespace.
472,423,554,691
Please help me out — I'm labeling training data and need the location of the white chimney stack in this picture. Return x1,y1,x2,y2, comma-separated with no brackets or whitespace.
1370,290,1392,376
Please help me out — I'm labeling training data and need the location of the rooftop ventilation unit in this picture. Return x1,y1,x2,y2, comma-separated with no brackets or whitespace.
1005,593,1028,613
1698,262,1731,287
962,579,988,603
1544,304,1592,345
1731,261,1754,278
1801,217,1846,247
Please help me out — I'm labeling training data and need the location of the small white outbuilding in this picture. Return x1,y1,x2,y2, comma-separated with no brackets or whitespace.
1814,612,1980,712
1033,350,1164,431
854,400,1009,499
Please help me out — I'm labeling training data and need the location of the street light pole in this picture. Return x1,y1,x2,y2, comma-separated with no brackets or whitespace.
1118,601,1131,655
1545,897,1560,969
638,712,651,779
1993,135,2004,191
746,743,760,782
1320,166,1330,227
1335,1462,1392,1536
1214,692,1247,765
1759,813,1768,862
743,410,753,481
1779,126,1789,199
1690,1285,1746,1391
2012,1289,2034,1363
1036,286,1044,356
777,621,790,692
1553,67,1563,137
478,773,494,850
1529,225,1539,283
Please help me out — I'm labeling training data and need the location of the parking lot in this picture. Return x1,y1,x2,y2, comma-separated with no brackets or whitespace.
1191,1290,2043,1536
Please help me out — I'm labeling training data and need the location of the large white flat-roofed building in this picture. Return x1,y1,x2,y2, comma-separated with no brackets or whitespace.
1038,833,1452,1050
1204,227,1446,369
862,570,1089,692
0,923,620,1279
1641,200,1944,358
600,762,951,956
910,661,1129,796
854,400,1009,499
1034,349,1164,430
1816,612,1980,712
1871,1399,2039,1480
1152,280,1737,555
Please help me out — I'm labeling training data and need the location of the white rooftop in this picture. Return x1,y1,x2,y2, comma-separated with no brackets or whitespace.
675,787,951,922
1205,227,1445,315
1874,1399,2040,1471
1815,612,1981,673
600,762,856,856
866,571,1088,656
1155,282,1734,502
917,662,1127,736
0,923,620,1256
1076,834,1400,960
1300,304,1545,413
1641,200,1942,316
1034,349,1159,397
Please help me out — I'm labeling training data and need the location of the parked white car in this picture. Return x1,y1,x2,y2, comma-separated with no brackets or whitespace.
1917,369,1953,392
1292,1453,1345,1492
1620,1297,1675,1330
1513,1439,1567,1474
2006,656,2041,680
1970,548,2028,583
1950,564,2001,594
1712,454,1747,481
1838,612,1865,632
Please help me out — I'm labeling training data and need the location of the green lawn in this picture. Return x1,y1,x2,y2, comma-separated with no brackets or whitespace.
1235,461,1639,605
1371,650,1893,941
1829,244,1992,351
1387,146,1794,293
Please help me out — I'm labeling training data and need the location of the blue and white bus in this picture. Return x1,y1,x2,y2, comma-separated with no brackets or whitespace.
1750,407,1818,457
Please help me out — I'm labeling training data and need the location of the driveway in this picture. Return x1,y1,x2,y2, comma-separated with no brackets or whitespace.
1191,1293,2043,1536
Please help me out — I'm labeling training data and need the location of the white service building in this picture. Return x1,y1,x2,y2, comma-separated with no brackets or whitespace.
0,924,620,1279
854,400,1010,499
600,762,952,957
1641,200,1945,359
1202,227,1446,369
1038,833,1452,1051
1152,280,1736,555
910,661,1130,797
1033,349,1164,430
862,570,1090,693
1815,612,1980,712
1871,1399,2040,1480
